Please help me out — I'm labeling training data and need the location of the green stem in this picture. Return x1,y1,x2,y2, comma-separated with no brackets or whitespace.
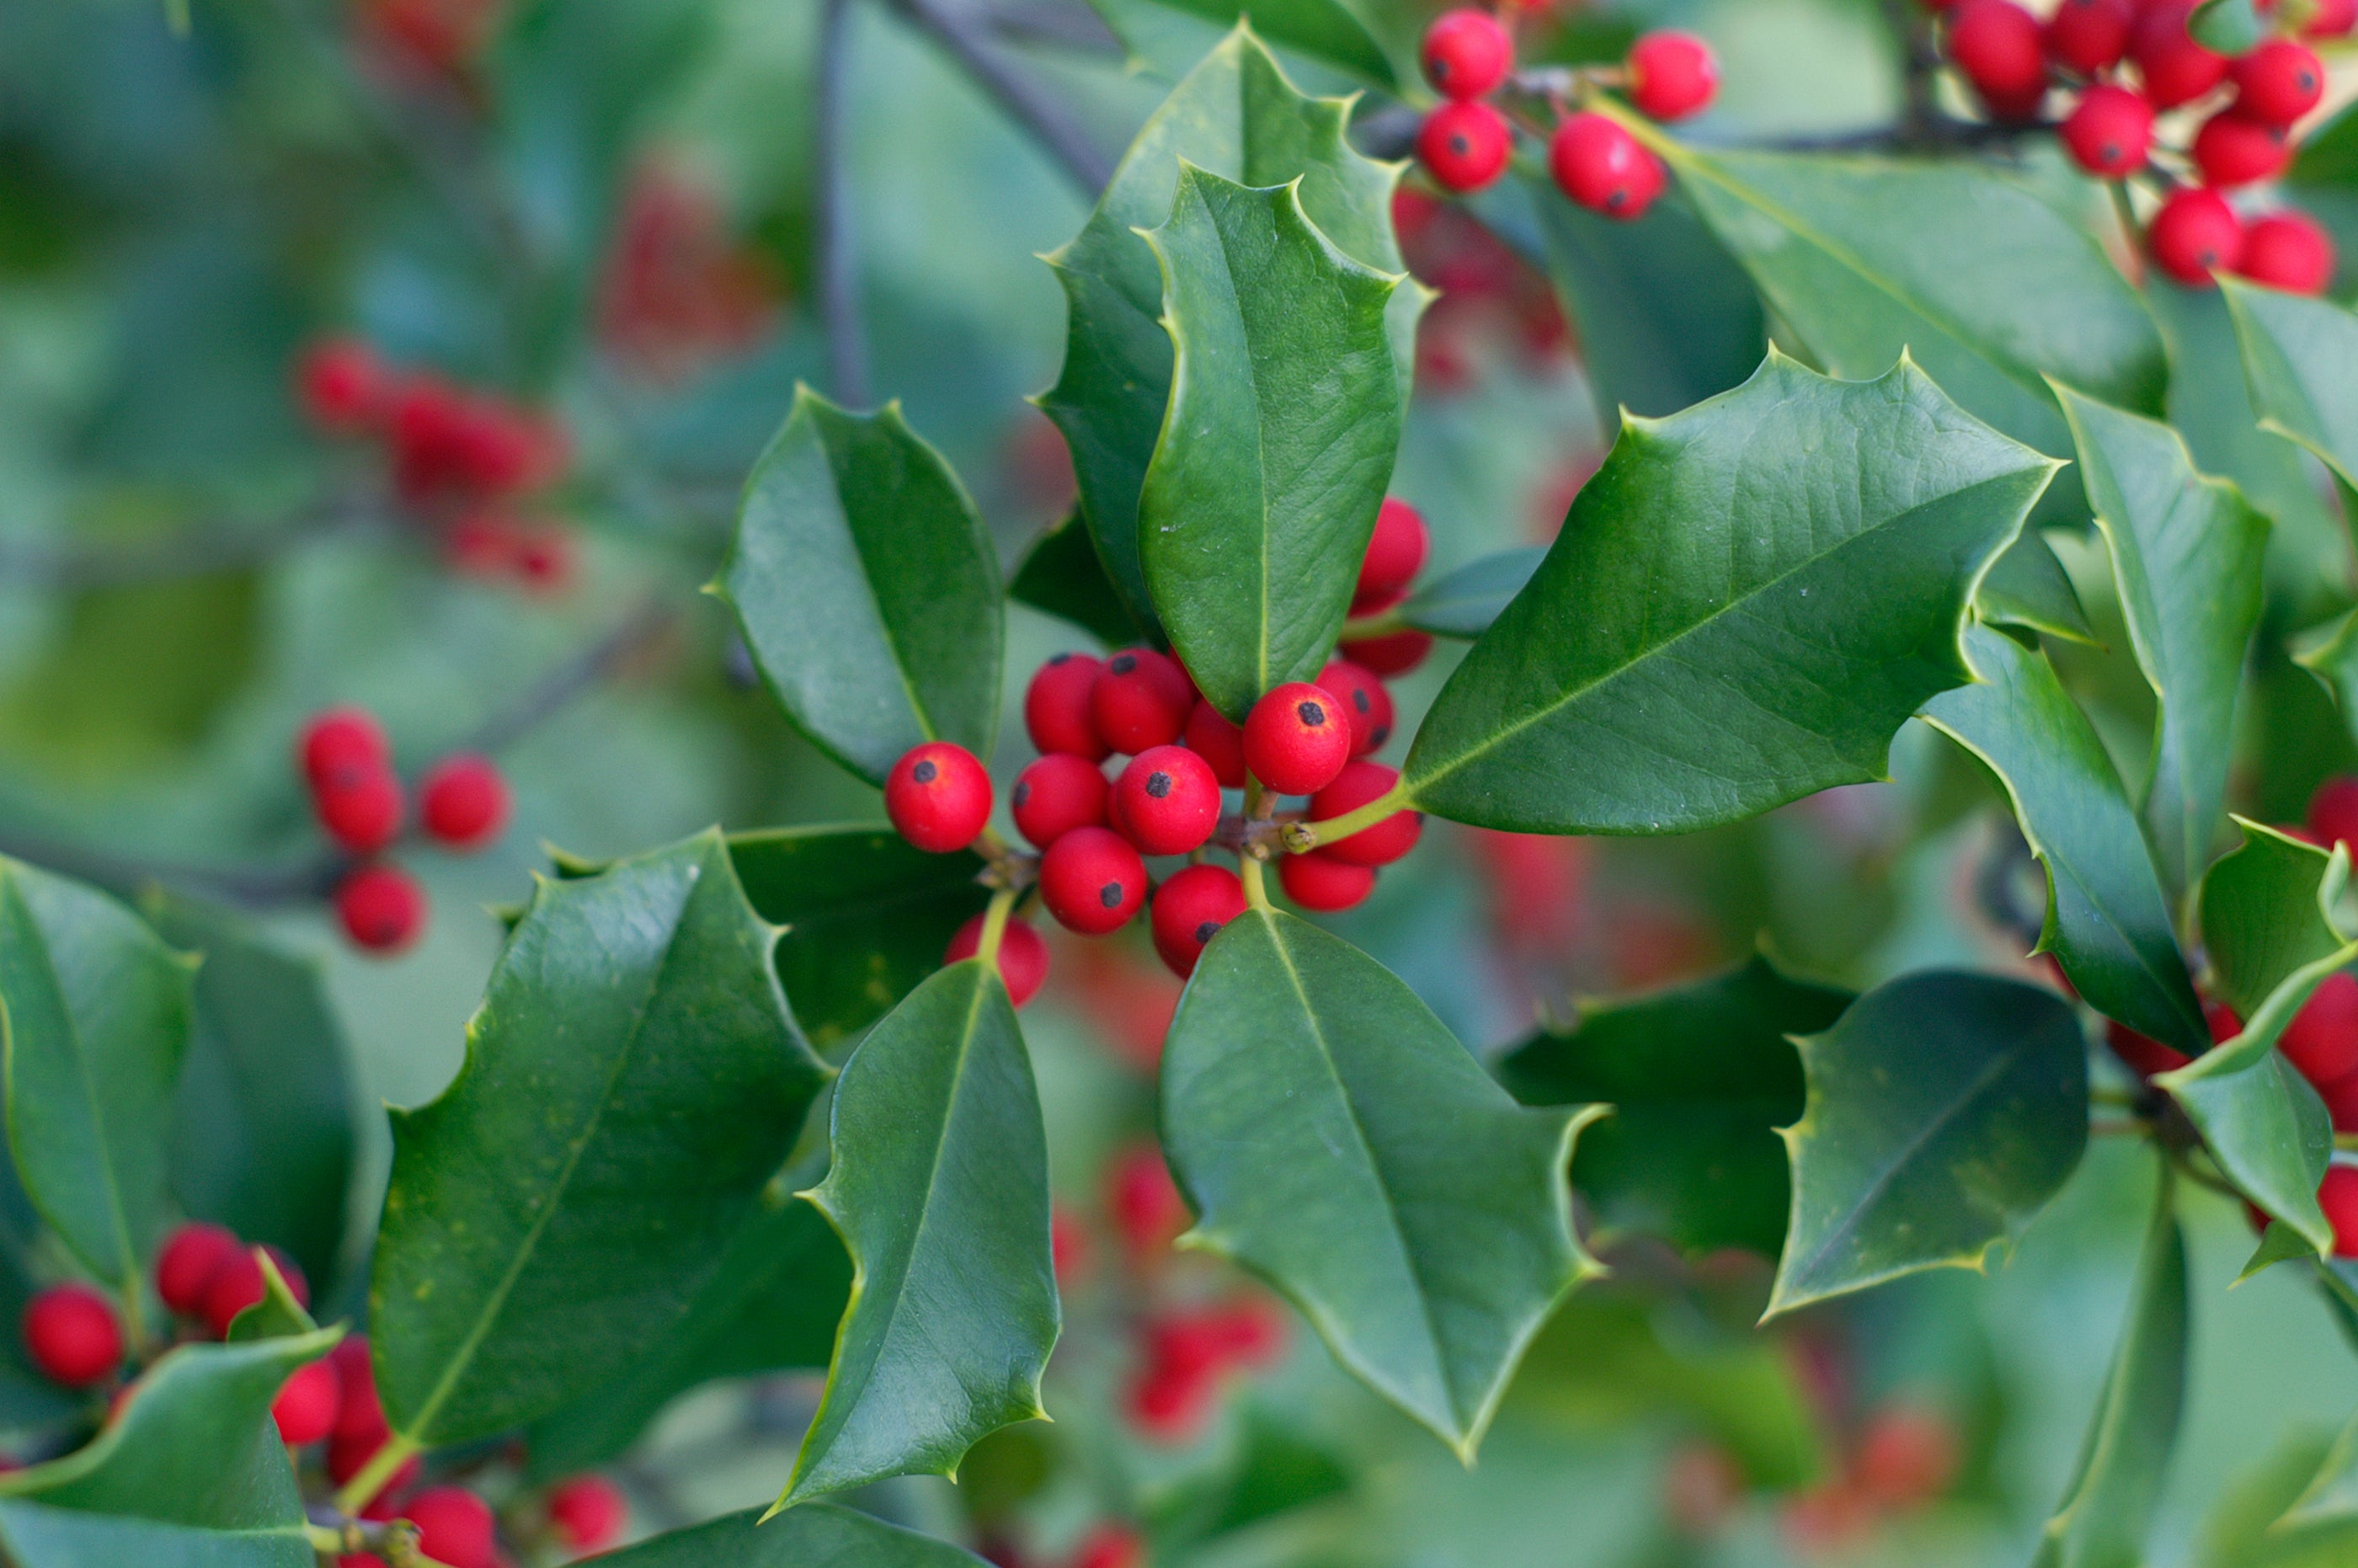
1339,610,1408,641
976,887,1016,973
1285,783,1414,854
332,1432,422,1517
1240,855,1271,912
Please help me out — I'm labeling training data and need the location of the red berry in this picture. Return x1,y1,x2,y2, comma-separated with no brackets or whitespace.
1091,649,1195,755
1354,499,1431,614
1418,100,1514,194
2147,187,2244,285
405,1486,499,1568
1107,1144,1189,1257
418,754,508,851
1182,699,1247,788
1421,8,1512,100
2239,211,2337,294
2131,2,2229,109
2061,84,2154,178
272,1357,342,1446
1626,30,1720,121
2319,1067,2358,1132
1071,1523,1148,1568
1317,660,1394,757
2283,972,2358,1085
1278,851,1377,912
1011,753,1109,849
944,912,1051,1007
2045,0,2134,74
884,742,993,854
200,1247,266,1339
1948,2,2046,100
1025,652,1109,760
327,1429,419,1503
315,767,405,856
1242,683,1353,797
1550,112,1667,220
296,338,387,434
1052,1208,1091,1283
1151,863,1248,978
156,1223,243,1317
334,863,428,954
1114,745,1224,856
1308,760,1422,867
1039,826,1148,935
2104,1018,2190,1078
2310,776,2358,847
23,1285,121,1387
2233,38,2325,125
2308,0,2358,38
547,1475,628,1553
2191,111,2289,189
1339,629,1434,676
510,524,574,595
329,1335,385,1441
2323,1165,2358,1258
1126,1357,1218,1440
300,707,391,791
1852,1405,1961,1510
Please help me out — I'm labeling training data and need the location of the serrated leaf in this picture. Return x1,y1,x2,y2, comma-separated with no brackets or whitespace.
1138,166,1403,717
1402,354,2055,835
1162,909,1599,1458
1395,547,1545,641
1009,509,1148,650
2054,385,2270,893
717,388,1003,787
600,1504,990,1566
1923,621,2210,1053
2030,1167,2188,1568
1768,971,2087,1316
1086,0,1396,88
2222,280,2358,508
1039,24,1411,641
371,830,828,1448
1500,954,1852,1258
0,858,193,1300
2201,821,2354,1020
1977,531,2097,646
776,960,1057,1511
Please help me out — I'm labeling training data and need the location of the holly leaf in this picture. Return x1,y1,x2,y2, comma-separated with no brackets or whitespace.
775,960,1057,1512
1038,23,1413,643
1977,531,2097,647
1395,547,1546,641
1500,954,1852,1259
2054,385,2270,894
0,858,193,1300
1922,622,2210,1054
1768,971,2087,1316
2282,1404,2358,1531
1138,165,1405,717
1009,509,1149,650
2299,611,2358,748
1086,0,1397,89
1402,353,2056,835
225,1248,319,1342
2030,1168,2189,1568
599,1504,989,1566
1162,909,1602,1459
717,388,1004,787
371,831,828,1448
2221,279,2358,502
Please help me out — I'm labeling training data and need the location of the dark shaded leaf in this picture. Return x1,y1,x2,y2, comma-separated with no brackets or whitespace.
600,1505,988,1566
1008,509,1147,649
1977,531,2096,646
1086,0,1397,88
1395,547,1546,641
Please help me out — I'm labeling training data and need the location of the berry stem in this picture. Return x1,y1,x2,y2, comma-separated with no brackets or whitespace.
1283,783,1415,855
332,1430,423,1518
977,887,1016,973
1240,854,1272,913
1338,609,1410,641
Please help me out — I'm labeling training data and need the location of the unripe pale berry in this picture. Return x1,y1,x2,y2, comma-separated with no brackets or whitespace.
1309,761,1423,867
1354,499,1430,613
1626,30,1720,122
1318,660,1395,757
2061,85,2154,178
315,768,404,856
1947,2,2046,100
2044,0,2133,75
547,1475,628,1553
2282,972,2358,1085
296,338,387,434
1339,628,1434,676
1091,649,1195,755
405,1485,499,1568
1011,752,1109,849
272,1357,342,1445
2238,211,2336,294
1278,851,1377,912
1183,699,1247,787
1151,863,1248,978
1421,9,1512,101
2323,1165,2358,1258
1550,113,1666,220
2147,187,2243,285
884,742,993,853
2232,39,2324,126
23,1284,121,1387
2191,112,2289,189
1039,826,1148,935
1242,684,1352,796
945,912,1050,1007
300,707,391,791
1026,652,1109,760
1418,101,1514,194
156,1222,243,1316
418,754,508,851
336,863,428,954
2131,2,2228,109
1114,745,1224,856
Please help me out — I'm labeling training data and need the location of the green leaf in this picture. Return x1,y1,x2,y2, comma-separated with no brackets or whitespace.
146,893,355,1292
1922,622,2210,1053
2298,611,2358,747
2222,279,2358,504
224,1248,318,1342
1008,509,1149,650
1500,954,1852,1258
2200,820,2354,1020
1086,0,1397,88
776,960,1057,1511
599,1505,989,1566
2054,385,2270,893
2239,1219,2317,1286
371,830,828,1448
1162,909,1600,1458
717,388,1004,787
1768,970,2087,1316
1977,531,2097,646
1395,547,1545,641
0,857,194,1299
1038,24,1411,642
1403,353,2055,834
2030,1167,2189,1568
1137,165,1404,717
2283,1404,2358,1530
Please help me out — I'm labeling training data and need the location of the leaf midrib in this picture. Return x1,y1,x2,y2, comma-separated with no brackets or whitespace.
812,413,942,749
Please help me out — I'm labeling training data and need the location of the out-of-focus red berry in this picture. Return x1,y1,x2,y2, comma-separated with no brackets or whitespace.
1418,101,1514,194
2061,84,2154,178
1853,1404,1961,1510
944,913,1050,1007
296,339,388,434
329,1335,385,1441
1308,761,1422,867
2282,972,2358,1086
314,769,405,856
335,863,429,955
2191,111,2290,189
404,1485,498,1568
2308,776,2358,849
2322,1165,2358,1258
1421,9,1513,100
1948,2,2047,103
2105,1018,2189,1079
1354,499,1430,613
1070,1523,1148,1568
200,1248,267,1339
156,1223,243,1317
2307,0,2358,37
1627,30,1720,121
1051,1207,1090,1283
2239,211,2337,294
301,708,391,792
2131,1,2230,109
2147,188,2245,286
23,1285,122,1387
1316,660,1393,757
547,1475,629,1553
2233,38,2325,125
2045,0,2134,75
272,1357,342,1446
1550,112,1667,220
1107,1144,1189,1260
1338,629,1433,676
418,754,509,851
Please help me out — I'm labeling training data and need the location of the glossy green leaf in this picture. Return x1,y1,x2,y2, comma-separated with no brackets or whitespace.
1038,24,1411,641
371,831,828,1447
2238,1218,2316,1285
1977,531,2097,646
1137,167,1403,717
1008,509,1148,650
776,960,1057,1511
2297,611,2358,747
0,857,193,1299
2055,385,2269,893
1395,547,1545,641
1768,970,2088,1316
224,1248,318,1342
2030,1167,2188,1568
1500,954,1852,1258
717,387,1004,787
1923,622,2210,1053
2283,1403,2358,1529
1404,354,2055,834
602,1505,989,1566
1086,0,1396,88
2201,821,2354,1019
2222,279,2358,503
1162,909,1601,1458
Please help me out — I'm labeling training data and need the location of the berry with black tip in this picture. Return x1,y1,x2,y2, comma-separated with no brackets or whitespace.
547,1476,628,1554
23,1284,121,1387
1309,761,1423,867
1040,827,1149,935
2044,0,2133,75
1339,628,1434,676
1278,851,1377,912
1243,683,1352,796
2324,1165,2358,1258
2131,1,2228,109
1183,699,1247,787
405,1486,499,1568
2233,38,2324,126
1421,8,1512,100
1626,30,1720,121
1947,2,2046,106
1091,649,1196,755
1012,752,1109,849
1151,864,1247,978
2061,84,2154,179
1354,499,1430,613
945,912,1050,1006
1550,112,1666,220
315,768,405,856
1027,652,1109,760
1115,745,1224,856
419,754,508,851
1418,101,1514,194
272,1357,341,1445
2191,111,2289,189
2147,187,2244,285
157,1223,243,1317
884,742,993,853
2238,211,2336,294
335,863,428,954
1317,660,1394,757
300,707,390,791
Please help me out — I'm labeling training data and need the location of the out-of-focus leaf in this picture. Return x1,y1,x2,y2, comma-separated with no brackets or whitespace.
1086,0,1397,88
2222,279,2358,506
2284,1403,2358,1529
598,1505,990,1565
2191,0,2270,52
1009,510,1147,650
1395,547,1545,641
2299,611,2358,749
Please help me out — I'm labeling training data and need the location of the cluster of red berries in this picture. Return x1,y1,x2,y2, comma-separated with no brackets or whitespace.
1934,0,2346,291
18,1224,316,1396
294,337,577,592
354,0,500,87
982,1522,1147,1568
597,161,781,381
885,503,1438,1000
300,707,513,955
1416,8,1720,226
